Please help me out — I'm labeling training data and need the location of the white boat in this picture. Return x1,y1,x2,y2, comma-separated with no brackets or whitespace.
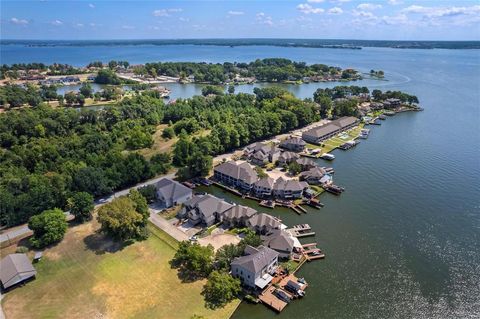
320,153,335,160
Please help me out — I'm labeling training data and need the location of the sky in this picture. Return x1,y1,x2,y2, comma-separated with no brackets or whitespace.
1,0,480,40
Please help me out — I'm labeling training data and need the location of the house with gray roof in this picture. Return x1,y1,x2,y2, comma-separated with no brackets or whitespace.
299,167,328,185
0,253,36,290
244,143,281,166
155,178,193,208
272,177,308,199
221,205,257,228
262,229,302,259
231,245,279,289
213,161,258,191
302,116,359,144
181,194,233,226
277,151,299,166
247,213,282,235
295,157,316,170
279,137,306,152
253,177,275,198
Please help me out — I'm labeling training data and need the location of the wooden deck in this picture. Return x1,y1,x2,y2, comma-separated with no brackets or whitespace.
259,286,288,312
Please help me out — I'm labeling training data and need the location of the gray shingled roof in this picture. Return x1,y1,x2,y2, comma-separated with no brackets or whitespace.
280,137,306,147
262,229,295,252
296,157,316,167
214,161,258,184
278,151,299,162
254,177,275,189
300,167,327,179
186,194,233,219
223,205,257,220
231,245,279,274
155,178,192,202
248,213,281,229
0,253,36,289
273,177,308,192
303,116,358,139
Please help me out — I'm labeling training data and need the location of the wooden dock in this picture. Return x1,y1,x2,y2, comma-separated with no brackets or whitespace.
287,224,316,238
259,286,288,313
302,243,325,261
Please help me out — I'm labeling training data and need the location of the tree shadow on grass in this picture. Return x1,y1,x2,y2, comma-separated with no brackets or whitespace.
169,259,204,283
83,230,131,255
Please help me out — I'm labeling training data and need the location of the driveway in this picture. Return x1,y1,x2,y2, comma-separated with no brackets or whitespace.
148,211,189,242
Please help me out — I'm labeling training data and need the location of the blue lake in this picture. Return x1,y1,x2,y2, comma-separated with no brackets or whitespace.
2,43,479,318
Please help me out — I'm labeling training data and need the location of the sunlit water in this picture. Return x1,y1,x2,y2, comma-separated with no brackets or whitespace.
2,43,479,318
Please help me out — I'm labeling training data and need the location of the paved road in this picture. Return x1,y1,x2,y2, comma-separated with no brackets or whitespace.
149,212,188,242
0,172,176,247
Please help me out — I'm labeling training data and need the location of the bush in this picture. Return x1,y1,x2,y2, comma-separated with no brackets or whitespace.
161,127,175,139
16,246,29,253
28,209,68,248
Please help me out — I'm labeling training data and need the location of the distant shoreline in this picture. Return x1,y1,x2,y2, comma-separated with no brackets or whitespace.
2,39,480,50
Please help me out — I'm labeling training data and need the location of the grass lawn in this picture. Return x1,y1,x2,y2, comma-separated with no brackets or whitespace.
312,125,364,155
2,220,240,319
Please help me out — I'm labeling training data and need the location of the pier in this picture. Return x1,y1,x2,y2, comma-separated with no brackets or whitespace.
287,224,316,238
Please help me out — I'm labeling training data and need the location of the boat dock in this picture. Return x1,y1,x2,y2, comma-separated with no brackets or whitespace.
259,200,276,208
302,243,325,261
287,224,316,238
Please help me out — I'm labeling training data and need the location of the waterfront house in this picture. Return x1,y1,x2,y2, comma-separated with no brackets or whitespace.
299,167,328,185
222,205,258,228
248,213,282,235
155,178,193,208
213,161,258,191
262,229,301,259
278,151,299,166
244,143,281,166
279,137,306,152
253,177,275,198
383,98,401,108
180,194,233,226
0,254,36,290
295,158,316,171
231,245,279,289
302,117,359,144
272,177,308,199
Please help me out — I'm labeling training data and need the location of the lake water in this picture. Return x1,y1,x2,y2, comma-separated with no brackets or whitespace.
2,43,479,318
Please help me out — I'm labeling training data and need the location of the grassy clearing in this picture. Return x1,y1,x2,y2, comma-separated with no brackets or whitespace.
2,220,239,319
307,125,364,155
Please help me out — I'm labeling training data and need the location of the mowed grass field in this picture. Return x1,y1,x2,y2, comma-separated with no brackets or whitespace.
2,220,240,319
306,125,365,155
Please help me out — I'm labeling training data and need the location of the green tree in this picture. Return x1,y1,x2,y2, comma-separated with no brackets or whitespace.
228,85,235,94
288,161,302,175
94,69,121,85
201,85,224,96
161,126,175,139
79,82,93,98
202,271,241,309
128,189,149,223
28,208,68,248
138,185,157,203
239,229,262,249
171,241,215,278
97,196,147,241
215,243,242,270
68,192,94,222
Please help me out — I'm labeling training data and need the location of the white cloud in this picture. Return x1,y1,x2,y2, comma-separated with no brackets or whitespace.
51,20,63,26
328,7,343,14
357,3,382,11
256,12,274,26
122,25,135,30
75,23,84,27
381,13,409,25
228,10,244,16
352,10,376,18
307,0,324,3
388,0,402,5
330,0,350,4
179,17,190,22
153,8,183,17
10,17,28,25
297,3,324,14
402,5,480,18
88,3,95,9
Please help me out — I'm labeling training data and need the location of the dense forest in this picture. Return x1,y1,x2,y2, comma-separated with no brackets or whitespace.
0,87,319,226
